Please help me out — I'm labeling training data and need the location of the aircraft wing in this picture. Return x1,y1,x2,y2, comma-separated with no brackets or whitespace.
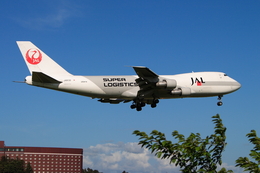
133,66,158,79
133,66,160,98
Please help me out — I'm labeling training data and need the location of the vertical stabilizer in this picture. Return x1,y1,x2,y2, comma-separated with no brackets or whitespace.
17,41,72,77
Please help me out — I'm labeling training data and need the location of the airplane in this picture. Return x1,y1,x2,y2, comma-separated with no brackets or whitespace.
16,41,241,111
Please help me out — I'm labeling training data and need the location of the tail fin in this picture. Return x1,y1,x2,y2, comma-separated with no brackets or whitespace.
17,41,72,77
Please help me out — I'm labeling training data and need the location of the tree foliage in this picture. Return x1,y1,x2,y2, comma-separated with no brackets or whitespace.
82,168,128,173
0,156,33,173
82,167,101,173
133,114,232,173
25,162,33,173
217,167,233,173
236,130,260,172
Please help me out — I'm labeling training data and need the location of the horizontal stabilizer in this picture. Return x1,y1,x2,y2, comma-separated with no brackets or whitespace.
32,72,62,83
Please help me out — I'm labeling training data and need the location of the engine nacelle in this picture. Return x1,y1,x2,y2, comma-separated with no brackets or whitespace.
98,98,123,104
171,87,191,96
156,79,177,89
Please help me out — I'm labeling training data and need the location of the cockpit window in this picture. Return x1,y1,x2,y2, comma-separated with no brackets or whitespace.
224,74,228,76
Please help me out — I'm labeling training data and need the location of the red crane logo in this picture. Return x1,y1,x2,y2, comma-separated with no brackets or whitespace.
26,49,42,65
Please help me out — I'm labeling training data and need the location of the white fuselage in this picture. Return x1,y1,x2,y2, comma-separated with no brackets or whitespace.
26,71,241,100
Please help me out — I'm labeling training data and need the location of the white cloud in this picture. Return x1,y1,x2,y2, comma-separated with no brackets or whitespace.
84,155,94,168
218,163,245,173
83,142,179,173
15,1,83,30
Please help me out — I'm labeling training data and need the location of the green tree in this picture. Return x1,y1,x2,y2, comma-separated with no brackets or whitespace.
133,114,233,173
25,162,33,173
82,167,101,173
217,167,233,173
236,130,260,172
0,156,32,173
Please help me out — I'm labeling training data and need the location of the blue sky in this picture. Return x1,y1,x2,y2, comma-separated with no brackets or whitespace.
0,0,260,172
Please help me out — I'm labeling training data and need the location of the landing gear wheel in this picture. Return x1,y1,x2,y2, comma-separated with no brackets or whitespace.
151,103,157,108
131,99,145,111
130,104,136,109
217,95,223,106
136,105,142,111
135,101,143,111
217,101,223,106
151,98,159,108
154,99,159,104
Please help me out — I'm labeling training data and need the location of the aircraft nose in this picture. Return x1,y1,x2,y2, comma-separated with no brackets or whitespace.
231,80,241,91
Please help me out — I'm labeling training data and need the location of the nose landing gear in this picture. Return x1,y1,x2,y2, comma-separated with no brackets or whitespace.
217,95,223,106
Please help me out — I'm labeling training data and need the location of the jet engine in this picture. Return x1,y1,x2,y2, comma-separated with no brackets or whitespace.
171,87,191,96
156,79,177,89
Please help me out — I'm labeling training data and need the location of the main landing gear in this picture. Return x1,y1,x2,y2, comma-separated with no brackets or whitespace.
130,99,159,111
130,101,145,111
217,95,223,106
151,99,159,108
